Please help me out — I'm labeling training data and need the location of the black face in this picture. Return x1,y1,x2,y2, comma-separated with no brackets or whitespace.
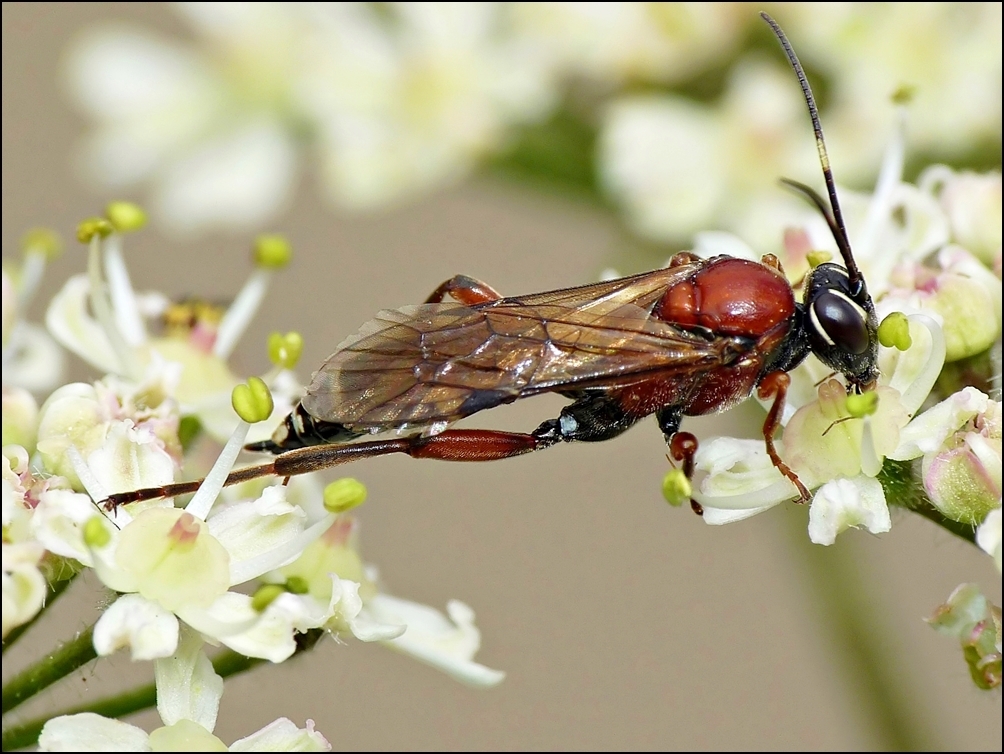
803,262,879,389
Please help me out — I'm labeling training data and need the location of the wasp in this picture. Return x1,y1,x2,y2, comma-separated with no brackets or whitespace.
105,14,878,510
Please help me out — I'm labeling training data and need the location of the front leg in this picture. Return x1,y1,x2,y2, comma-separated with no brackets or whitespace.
757,371,811,502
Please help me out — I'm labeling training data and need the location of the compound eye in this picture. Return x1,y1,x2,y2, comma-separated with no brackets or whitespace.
811,291,869,354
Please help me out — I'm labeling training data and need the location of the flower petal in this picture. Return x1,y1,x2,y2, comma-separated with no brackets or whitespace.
154,120,296,232
45,275,122,374
154,628,222,731
229,717,331,752
891,387,989,461
976,506,1002,573
365,595,505,687
807,476,891,546
93,593,180,660
38,712,149,752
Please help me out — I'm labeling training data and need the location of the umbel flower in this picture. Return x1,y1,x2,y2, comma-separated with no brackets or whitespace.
2,208,503,751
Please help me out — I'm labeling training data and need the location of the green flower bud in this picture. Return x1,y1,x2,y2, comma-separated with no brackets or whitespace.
251,583,285,612
76,217,113,244
845,391,879,418
253,234,292,269
806,250,832,269
878,312,912,351
267,331,304,369
231,377,274,423
662,468,692,507
105,201,148,233
323,478,367,513
20,227,62,259
83,516,112,549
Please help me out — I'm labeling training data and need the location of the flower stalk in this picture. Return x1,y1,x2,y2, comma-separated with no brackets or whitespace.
1,624,96,715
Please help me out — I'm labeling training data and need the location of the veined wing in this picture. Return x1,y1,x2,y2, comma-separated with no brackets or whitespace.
302,265,739,430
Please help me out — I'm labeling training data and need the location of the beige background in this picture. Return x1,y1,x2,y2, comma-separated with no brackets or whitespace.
3,4,1001,750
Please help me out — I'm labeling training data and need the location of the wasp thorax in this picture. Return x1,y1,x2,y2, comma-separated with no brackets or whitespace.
803,262,879,388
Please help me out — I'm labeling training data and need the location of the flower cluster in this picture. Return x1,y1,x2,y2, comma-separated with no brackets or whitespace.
2,208,502,750
687,141,1001,551
65,4,1000,236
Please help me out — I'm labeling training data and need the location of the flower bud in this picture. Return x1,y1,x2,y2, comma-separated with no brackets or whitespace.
267,331,304,370
661,468,691,507
20,227,62,259
323,478,367,513
253,234,292,269
231,377,274,423
878,312,912,351
76,217,113,243
105,201,148,233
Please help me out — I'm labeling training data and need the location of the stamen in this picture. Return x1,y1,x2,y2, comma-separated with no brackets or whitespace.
66,444,110,506
859,417,883,477
103,235,147,347
213,268,269,360
184,420,252,521
858,106,906,260
896,314,947,414
86,235,139,379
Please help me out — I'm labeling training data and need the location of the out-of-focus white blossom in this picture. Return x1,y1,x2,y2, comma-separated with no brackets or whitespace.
783,3,1002,178
600,58,816,244
511,2,747,83
66,4,559,231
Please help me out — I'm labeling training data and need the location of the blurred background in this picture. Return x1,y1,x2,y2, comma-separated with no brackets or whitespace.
3,3,1001,750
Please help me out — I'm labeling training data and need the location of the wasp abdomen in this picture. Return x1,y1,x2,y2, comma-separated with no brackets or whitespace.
246,403,363,454
656,257,795,339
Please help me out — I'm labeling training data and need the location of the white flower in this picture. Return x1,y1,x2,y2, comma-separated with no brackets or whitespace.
66,4,559,229
364,594,506,688
45,226,296,444
2,540,47,638
693,313,947,544
2,252,65,394
511,2,747,83
784,4,1002,178
599,58,816,244
38,628,331,751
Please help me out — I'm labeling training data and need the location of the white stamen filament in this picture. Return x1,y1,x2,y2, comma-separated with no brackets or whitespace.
87,236,140,380
184,420,251,521
17,250,47,310
103,235,147,347
898,314,947,413
214,269,270,360
66,445,110,505
857,105,906,261
859,417,883,477
227,512,337,585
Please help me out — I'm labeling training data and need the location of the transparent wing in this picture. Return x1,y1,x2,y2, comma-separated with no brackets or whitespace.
302,265,736,431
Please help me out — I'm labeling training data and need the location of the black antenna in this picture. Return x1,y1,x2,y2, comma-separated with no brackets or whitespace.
760,12,862,288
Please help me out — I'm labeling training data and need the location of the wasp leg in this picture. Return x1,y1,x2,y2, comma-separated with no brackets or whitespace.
668,251,701,268
757,371,811,502
424,275,503,305
656,407,702,515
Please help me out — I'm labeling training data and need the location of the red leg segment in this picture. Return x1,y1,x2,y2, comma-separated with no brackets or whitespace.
424,275,503,305
104,429,552,509
668,431,703,515
757,371,811,502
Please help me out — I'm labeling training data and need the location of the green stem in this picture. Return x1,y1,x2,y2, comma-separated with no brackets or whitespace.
1,625,95,715
783,510,938,751
2,574,78,654
1,649,266,751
